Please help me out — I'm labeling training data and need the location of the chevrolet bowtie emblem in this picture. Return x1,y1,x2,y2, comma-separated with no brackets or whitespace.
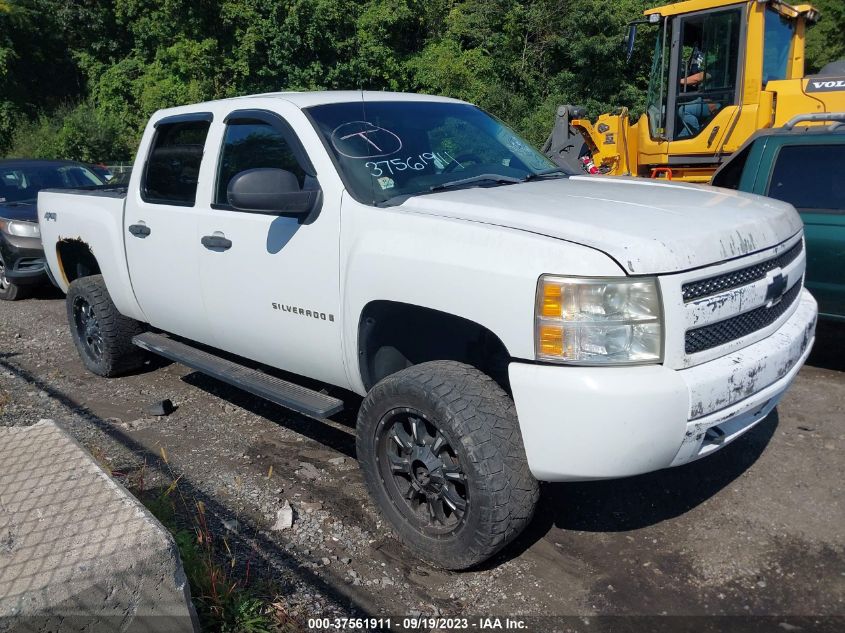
766,272,787,306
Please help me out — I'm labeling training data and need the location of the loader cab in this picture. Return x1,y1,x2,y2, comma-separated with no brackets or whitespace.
644,6,742,142
564,0,825,182
641,1,812,151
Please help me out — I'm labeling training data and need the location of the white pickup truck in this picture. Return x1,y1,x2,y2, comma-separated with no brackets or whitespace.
39,91,817,569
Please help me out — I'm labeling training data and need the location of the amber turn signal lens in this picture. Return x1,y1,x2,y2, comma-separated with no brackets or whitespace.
539,324,564,356
541,283,563,317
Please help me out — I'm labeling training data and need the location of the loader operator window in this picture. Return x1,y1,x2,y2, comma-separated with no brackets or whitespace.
674,8,741,140
763,9,795,84
215,120,307,207
143,120,210,206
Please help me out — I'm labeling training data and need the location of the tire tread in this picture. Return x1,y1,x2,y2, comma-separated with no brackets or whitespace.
357,360,538,569
66,275,145,377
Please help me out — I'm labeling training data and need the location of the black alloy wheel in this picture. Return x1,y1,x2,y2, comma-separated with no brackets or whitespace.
376,407,468,534
73,295,105,363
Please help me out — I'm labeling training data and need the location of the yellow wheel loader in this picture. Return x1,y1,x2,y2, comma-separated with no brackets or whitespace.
543,0,845,182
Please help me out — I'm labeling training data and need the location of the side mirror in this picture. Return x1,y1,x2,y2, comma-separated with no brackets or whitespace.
227,168,320,217
624,23,638,63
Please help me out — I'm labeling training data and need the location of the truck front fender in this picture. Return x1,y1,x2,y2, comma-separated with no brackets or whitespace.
340,199,625,394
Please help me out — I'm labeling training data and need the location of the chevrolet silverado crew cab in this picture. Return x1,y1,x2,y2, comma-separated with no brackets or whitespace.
38,91,817,569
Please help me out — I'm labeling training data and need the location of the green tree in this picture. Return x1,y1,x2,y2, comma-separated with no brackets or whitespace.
805,0,845,73
2,0,844,160
7,100,129,161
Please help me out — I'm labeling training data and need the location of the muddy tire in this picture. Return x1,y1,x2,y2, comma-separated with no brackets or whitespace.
66,275,146,377
0,254,27,301
356,361,538,570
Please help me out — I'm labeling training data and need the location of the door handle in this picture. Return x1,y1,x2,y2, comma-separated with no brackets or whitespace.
128,223,151,238
201,234,233,251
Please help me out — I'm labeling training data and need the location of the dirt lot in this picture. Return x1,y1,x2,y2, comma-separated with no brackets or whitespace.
1,288,843,631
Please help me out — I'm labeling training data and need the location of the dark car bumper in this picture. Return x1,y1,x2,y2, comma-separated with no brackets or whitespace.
0,233,48,286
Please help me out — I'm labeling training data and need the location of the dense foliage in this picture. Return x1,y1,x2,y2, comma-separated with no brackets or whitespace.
1,0,843,161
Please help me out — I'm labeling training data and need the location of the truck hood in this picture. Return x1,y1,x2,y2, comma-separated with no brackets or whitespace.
400,176,803,274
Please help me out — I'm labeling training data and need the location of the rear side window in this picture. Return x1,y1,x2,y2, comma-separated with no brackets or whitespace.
711,142,752,190
143,120,211,206
215,120,306,206
767,144,845,213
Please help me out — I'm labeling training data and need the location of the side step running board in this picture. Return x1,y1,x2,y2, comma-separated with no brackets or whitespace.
133,332,343,418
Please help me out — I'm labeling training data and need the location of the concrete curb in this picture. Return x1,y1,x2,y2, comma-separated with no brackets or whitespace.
0,420,199,632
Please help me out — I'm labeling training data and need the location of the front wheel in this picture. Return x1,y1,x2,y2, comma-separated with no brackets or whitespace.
356,361,539,570
0,254,27,301
66,275,146,377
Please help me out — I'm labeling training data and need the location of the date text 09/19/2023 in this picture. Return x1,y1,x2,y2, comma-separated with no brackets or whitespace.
307,617,528,631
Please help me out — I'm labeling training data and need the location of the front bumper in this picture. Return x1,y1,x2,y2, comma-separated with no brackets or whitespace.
0,234,48,285
509,289,818,482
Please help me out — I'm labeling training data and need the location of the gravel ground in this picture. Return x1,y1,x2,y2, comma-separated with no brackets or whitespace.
0,288,843,630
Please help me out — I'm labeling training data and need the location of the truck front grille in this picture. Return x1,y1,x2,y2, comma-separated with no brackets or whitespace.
685,279,802,354
682,240,803,302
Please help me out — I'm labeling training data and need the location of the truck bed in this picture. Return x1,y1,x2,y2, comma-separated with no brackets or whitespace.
37,187,145,322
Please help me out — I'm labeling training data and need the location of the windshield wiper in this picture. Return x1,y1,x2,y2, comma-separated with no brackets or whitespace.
430,174,522,193
380,169,567,207
521,168,570,182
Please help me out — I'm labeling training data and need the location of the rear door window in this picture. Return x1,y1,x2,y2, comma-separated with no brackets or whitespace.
143,120,211,206
767,144,845,213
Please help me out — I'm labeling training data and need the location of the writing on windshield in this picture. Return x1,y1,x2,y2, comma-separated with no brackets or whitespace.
307,101,558,205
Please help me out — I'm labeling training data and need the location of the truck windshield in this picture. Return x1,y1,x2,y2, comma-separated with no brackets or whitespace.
306,101,564,206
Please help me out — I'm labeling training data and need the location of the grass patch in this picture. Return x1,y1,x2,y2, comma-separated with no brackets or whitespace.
146,493,289,633
95,447,301,633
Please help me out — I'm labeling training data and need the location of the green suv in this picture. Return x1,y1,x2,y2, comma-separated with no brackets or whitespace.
712,113,845,321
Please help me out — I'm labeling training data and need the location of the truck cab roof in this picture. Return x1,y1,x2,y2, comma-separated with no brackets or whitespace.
151,90,465,121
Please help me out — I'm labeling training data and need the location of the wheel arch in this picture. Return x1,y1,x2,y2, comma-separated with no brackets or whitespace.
56,239,101,284
357,300,512,392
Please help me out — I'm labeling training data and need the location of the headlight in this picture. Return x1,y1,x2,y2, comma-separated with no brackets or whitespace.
535,275,663,364
0,219,41,238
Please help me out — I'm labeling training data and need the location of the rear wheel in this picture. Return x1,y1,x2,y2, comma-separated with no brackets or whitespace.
357,361,538,570
66,275,146,377
0,254,26,301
